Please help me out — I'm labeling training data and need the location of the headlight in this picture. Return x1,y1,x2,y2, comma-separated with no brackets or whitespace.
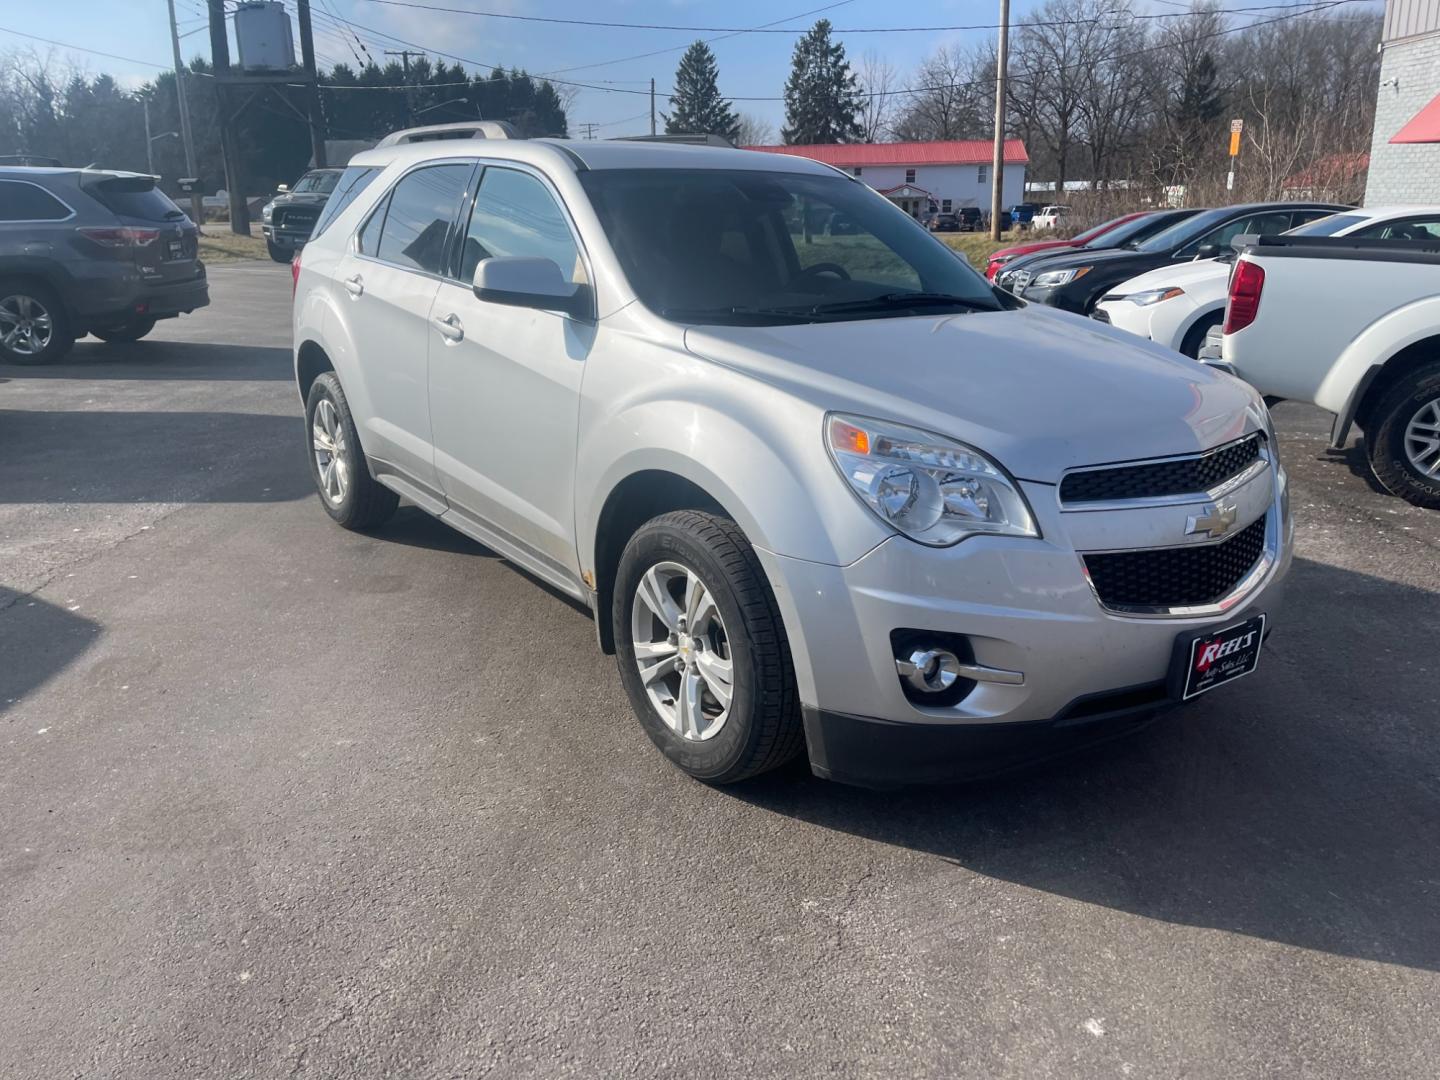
825,414,1039,546
1030,266,1091,288
262,203,274,222
1126,286,1185,306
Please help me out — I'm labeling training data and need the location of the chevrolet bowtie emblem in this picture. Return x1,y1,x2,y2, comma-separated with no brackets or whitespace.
1187,501,1238,539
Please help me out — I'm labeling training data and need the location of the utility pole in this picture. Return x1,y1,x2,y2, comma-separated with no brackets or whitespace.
989,0,1010,242
579,122,599,140
385,49,423,124
166,0,205,229
144,98,155,175
209,0,249,236
297,0,327,167
650,78,656,136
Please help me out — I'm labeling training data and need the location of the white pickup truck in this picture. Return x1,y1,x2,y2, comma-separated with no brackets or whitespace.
1220,233,1440,508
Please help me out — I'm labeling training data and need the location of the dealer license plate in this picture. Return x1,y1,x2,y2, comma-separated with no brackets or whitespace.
1172,614,1266,701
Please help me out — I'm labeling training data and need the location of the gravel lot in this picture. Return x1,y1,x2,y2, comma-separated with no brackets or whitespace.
3,263,1438,1079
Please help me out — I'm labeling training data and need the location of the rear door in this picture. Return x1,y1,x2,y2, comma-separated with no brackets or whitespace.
80,174,198,286
332,160,476,495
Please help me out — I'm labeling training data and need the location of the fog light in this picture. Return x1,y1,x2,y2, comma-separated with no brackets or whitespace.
896,648,962,694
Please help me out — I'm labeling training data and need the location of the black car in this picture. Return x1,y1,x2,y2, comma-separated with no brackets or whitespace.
956,206,983,231
1010,201,1349,314
994,208,1203,293
261,167,343,262
928,212,961,232
0,167,207,364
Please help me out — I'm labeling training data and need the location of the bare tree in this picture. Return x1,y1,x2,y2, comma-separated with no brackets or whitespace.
892,44,989,142
856,50,897,142
733,111,775,146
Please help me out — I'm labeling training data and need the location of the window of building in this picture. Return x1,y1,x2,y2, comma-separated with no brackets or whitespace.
941,199,953,212
852,167,862,177
904,168,916,184
978,165,988,184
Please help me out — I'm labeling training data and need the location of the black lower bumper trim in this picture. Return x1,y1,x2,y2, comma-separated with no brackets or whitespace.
804,683,1176,789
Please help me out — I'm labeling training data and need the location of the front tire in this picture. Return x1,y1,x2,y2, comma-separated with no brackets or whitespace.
304,371,399,529
1367,362,1440,509
613,510,803,784
1179,312,1222,360
0,280,74,365
92,317,157,343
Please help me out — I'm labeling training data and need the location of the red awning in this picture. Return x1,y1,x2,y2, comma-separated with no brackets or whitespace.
1392,91,1440,144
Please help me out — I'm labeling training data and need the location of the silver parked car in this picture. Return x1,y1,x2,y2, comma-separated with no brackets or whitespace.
292,123,1292,787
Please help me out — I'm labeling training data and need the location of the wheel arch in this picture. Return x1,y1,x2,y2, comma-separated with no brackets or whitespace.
295,338,335,404
1351,334,1440,437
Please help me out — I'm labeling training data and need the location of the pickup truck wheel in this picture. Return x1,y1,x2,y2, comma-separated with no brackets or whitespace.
613,510,803,784
0,281,74,365
1367,363,1440,509
1180,313,1222,359
267,240,292,263
92,317,157,343
304,371,400,529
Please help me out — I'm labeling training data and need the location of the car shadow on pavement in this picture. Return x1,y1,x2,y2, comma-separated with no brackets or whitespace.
726,555,1440,973
370,506,502,557
0,343,294,381
0,409,313,502
0,588,100,716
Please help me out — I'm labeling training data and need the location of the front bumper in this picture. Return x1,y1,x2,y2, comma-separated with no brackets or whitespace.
757,462,1291,787
262,225,308,248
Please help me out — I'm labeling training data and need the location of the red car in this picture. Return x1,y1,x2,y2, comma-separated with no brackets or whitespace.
983,211,1153,280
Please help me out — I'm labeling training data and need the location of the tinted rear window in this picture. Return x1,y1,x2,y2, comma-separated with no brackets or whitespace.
86,176,186,221
310,166,381,241
0,180,72,221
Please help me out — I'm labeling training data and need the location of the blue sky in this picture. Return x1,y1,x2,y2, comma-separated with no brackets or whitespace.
7,0,1036,138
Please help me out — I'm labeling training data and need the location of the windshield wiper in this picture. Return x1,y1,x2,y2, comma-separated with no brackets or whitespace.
803,292,996,315
660,305,818,324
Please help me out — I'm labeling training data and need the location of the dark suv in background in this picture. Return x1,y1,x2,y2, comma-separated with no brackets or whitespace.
0,167,208,364
261,168,343,262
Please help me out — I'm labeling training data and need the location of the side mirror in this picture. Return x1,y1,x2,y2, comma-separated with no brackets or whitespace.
473,256,591,320
1194,242,1220,260
277,183,289,193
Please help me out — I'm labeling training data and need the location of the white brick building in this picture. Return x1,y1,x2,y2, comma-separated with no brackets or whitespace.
1366,0,1440,204
744,140,1029,219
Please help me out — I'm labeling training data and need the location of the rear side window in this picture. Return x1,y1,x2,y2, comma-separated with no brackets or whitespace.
310,166,380,241
85,176,185,221
370,163,472,275
0,180,72,222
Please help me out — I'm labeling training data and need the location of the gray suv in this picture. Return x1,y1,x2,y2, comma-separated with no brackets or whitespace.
0,167,209,364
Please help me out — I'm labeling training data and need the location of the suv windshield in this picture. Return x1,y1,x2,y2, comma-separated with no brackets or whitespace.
291,171,341,194
579,168,1001,324
1285,212,1363,237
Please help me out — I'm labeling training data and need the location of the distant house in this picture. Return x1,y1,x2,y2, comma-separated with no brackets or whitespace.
1367,0,1440,204
744,140,1029,219
1283,152,1370,202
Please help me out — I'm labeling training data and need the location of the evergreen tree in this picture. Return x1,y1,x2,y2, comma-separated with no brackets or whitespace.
664,42,739,141
781,20,864,145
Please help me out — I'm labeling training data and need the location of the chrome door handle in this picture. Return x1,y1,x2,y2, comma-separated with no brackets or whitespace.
343,275,364,297
432,313,464,342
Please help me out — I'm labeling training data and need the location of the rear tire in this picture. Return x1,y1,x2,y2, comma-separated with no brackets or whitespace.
613,510,803,784
92,317,157,343
304,371,399,529
1366,362,1440,509
0,279,74,365
267,240,292,263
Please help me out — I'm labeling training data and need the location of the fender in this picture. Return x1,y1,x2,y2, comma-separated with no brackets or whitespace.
1319,295,1440,444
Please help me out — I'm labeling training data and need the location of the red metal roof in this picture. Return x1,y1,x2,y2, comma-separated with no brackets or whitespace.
1393,92,1440,144
744,139,1029,167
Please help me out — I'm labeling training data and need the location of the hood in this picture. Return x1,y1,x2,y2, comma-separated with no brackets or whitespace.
991,238,1076,262
271,191,332,208
684,306,1260,484
1105,257,1231,298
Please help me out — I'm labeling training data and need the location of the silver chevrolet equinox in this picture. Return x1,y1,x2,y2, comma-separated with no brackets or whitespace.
292,123,1292,787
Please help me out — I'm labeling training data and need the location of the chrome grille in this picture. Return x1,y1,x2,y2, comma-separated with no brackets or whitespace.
1061,434,1263,505
1083,514,1268,612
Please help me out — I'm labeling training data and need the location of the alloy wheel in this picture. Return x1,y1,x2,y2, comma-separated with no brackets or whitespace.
0,294,54,356
1404,398,1440,478
311,397,350,505
630,561,734,742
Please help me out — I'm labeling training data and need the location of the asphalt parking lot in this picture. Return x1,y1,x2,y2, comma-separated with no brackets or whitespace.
3,263,1439,1079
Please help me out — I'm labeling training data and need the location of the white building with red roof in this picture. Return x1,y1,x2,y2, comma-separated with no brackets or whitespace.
744,139,1029,219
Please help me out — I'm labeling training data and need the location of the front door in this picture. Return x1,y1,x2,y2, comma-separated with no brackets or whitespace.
334,160,474,493
427,165,593,588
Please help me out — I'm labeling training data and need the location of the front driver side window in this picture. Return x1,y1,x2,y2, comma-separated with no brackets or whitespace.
1181,211,1292,257
460,167,583,285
